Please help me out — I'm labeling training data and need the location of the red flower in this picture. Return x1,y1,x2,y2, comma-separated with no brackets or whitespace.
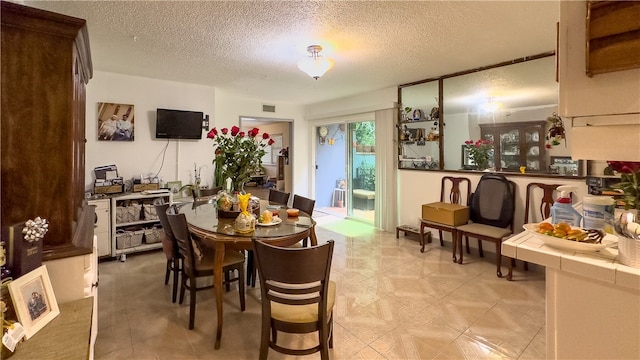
230,126,240,136
248,128,259,137
262,132,270,140
207,128,218,139
268,138,275,145
607,161,640,173
221,127,229,135
545,144,552,149
238,131,245,138
215,148,221,155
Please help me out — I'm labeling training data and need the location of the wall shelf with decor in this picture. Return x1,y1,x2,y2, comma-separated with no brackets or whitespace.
110,192,172,261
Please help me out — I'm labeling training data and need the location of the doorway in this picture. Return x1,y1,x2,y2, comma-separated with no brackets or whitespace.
315,121,375,223
239,116,292,199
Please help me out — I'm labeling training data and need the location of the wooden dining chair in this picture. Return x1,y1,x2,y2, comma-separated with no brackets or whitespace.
268,189,290,205
419,176,471,257
246,188,292,286
166,206,246,330
456,174,516,277
506,182,561,280
154,199,181,303
252,238,335,360
293,194,316,247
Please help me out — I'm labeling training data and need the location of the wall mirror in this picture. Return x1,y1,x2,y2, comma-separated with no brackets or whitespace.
399,53,584,177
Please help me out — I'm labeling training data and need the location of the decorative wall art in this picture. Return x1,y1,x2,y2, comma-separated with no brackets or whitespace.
8,265,59,339
97,102,135,141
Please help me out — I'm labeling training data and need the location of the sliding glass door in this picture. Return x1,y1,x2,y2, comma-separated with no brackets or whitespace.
348,121,375,222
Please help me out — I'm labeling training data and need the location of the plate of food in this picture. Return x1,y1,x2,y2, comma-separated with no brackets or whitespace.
523,222,618,252
257,210,282,226
257,217,282,226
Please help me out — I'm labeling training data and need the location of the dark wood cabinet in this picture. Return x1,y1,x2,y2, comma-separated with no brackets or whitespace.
479,121,546,173
1,2,94,259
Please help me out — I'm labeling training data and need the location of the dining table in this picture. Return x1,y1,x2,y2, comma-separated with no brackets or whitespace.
178,199,317,349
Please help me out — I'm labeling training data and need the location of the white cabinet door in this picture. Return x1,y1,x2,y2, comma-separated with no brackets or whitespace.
89,199,111,257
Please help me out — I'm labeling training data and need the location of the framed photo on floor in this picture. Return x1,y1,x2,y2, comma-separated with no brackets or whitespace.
8,265,59,339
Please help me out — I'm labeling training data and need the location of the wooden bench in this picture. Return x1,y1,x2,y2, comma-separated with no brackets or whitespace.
353,189,375,210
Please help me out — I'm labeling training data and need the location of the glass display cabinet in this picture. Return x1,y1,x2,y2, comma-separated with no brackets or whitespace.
479,121,546,172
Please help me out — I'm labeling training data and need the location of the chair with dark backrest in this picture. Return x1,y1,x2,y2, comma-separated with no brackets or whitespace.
419,176,471,257
154,198,181,303
292,194,316,247
192,186,222,201
166,205,246,330
247,192,314,287
246,188,291,286
268,189,291,206
252,238,335,360
506,183,562,280
456,174,516,277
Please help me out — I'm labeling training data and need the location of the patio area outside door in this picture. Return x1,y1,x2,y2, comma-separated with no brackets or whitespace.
348,121,375,223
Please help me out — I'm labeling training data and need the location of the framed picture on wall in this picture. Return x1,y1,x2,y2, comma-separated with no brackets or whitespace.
8,265,59,339
97,102,135,141
167,181,183,199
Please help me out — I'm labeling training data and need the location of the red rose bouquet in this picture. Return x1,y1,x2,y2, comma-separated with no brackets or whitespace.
207,126,273,191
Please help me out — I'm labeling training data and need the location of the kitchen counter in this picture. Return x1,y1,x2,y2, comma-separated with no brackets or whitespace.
503,231,640,359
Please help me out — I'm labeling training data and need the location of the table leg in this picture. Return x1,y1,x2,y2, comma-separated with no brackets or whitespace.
309,227,318,246
214,242,225,349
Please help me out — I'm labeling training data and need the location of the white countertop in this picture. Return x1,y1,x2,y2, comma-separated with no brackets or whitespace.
503,230,640,290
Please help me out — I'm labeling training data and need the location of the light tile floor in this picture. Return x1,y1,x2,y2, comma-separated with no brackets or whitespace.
95,219,546,360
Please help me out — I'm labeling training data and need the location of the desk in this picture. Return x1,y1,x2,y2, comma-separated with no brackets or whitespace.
179,200,316,349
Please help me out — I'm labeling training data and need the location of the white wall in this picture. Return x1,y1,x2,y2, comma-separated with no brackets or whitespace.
305,87,397,120
213,90,306,196
86,71,216,190
86,72,307,194
398,170,589,246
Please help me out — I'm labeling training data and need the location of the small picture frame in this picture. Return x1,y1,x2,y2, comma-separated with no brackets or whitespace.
167,180,183,199
8,265,59,339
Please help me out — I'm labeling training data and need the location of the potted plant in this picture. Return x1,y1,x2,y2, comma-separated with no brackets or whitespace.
355,122,375,153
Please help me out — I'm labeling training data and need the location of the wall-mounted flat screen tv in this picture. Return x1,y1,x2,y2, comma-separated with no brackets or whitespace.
155,108,204,139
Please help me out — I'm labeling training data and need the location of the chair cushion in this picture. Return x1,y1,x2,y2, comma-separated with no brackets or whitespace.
270,280,336,323
457,223,512,239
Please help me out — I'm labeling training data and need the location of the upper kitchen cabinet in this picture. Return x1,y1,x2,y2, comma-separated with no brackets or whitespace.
559,1,640,161
1,2,94,258
559,1,640,117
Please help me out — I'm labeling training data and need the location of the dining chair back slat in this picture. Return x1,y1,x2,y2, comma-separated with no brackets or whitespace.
252,238,335,360
268,189,290,206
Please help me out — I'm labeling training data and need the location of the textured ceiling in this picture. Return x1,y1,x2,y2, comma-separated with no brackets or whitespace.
23,1,559,105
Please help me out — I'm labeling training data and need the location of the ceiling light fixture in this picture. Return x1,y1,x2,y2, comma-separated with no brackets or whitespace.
297,45,334,80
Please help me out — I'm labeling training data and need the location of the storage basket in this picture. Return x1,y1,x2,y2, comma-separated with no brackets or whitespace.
143,203,158,220
144,226,162,244
115,228,144,249
115,203,142,224
618,236,640,268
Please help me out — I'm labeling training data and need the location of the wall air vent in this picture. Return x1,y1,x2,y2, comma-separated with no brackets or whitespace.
262,104,276,113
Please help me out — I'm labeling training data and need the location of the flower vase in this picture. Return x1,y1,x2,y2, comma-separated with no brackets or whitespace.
233,180,246,195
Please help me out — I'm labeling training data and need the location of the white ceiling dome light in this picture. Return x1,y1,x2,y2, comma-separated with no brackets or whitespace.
297,45,334,80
